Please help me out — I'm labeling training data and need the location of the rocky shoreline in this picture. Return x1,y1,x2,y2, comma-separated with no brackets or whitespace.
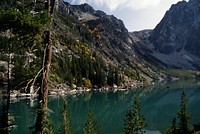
0,82,145,100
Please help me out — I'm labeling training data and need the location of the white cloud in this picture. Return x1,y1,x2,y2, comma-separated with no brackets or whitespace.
71,0,162,11
125,0,161,10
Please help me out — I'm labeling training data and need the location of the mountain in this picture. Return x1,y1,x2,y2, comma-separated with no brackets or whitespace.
0,0,164,91
132,0,200,70
0,0,199,91
61,2,135,65
56,1,163,82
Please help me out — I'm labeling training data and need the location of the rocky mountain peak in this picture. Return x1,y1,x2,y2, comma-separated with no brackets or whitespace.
132,0,200,70
150,0,200,56
66,2,130,47
73,3,95,13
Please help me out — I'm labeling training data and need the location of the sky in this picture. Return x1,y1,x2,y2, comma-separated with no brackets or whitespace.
64,0,188,31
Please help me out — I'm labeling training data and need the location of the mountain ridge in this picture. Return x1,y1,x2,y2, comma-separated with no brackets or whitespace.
131,0,200,70
67,0,200,71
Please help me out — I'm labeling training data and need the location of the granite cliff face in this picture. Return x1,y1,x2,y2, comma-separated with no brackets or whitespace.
132,0,200,70
151,0,200,56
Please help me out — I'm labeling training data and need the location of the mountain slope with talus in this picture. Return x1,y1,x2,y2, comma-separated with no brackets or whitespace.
131,0,200,71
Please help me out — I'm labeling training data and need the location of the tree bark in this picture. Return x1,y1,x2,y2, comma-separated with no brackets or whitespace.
39,31,51,109
47,0,51,14
39,0,52,109
35,1,52,133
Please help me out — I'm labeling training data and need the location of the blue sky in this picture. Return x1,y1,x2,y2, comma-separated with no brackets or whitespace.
64,0,188,31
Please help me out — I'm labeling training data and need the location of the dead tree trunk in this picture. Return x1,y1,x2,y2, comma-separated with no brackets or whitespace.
39,31,51,109
35,1,53,133
39,0,58,109
39,0,52,109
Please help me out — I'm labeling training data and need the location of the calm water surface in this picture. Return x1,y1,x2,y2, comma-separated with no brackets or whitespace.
2,80,200,134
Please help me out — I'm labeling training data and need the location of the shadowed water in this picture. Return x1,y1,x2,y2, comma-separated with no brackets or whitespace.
1,80,200,134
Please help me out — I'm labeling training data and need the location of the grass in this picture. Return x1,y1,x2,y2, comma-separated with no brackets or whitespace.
162,69,197,80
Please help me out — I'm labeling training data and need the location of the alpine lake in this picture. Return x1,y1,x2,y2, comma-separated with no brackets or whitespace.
1,80,200,134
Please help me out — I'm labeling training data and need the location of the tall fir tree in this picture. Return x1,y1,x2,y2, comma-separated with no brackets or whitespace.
59,100,73,134
124,97,147,134
165,91,193,134
83,110,100,134
177,91,192,134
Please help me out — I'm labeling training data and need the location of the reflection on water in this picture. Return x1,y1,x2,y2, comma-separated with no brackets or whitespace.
2,80,200,134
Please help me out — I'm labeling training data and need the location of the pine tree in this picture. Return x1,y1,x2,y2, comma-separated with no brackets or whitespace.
124,109,134,134
124,97,147,134
165,92,193,134
83,110,100,134
0,2,50,133
177,91,192,134
59,100,73,134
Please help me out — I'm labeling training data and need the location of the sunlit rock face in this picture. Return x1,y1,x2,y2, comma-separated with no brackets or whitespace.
150,0,200,56
132,0,200,70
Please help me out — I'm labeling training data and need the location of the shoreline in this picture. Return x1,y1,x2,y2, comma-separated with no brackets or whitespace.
0,82,146,100
3,78,198,101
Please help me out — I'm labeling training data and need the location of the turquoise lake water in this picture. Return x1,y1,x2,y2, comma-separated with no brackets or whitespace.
1,80,200,134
